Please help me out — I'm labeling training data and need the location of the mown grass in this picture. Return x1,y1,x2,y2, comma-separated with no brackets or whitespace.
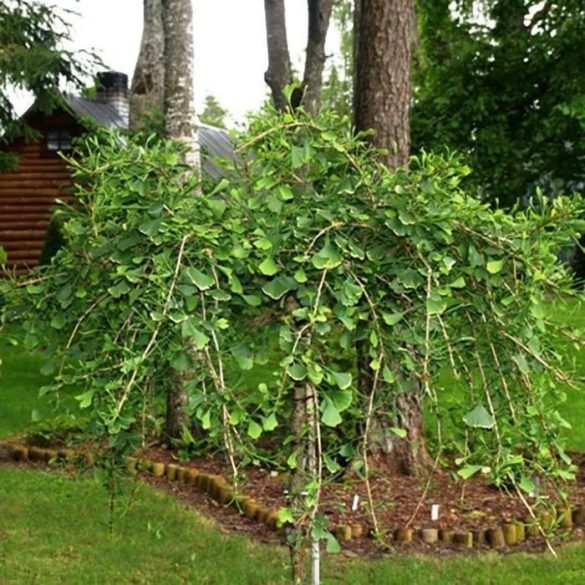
0,298,584,584
0,334,54,439
2,467,585,584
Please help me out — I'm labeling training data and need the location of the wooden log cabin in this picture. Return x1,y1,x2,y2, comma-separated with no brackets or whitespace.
0,71,233,276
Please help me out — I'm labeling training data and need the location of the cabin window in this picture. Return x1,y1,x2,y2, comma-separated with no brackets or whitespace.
45,129,72,153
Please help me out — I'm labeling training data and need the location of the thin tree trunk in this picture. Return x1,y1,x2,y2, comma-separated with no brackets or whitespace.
129,0,165,130
353,0,415,169
161,0,200,438
264,0,293,111
162,0,200,170
302,0,334,115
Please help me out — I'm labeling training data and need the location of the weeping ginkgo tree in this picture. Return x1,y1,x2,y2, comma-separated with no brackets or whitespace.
2,105,584,582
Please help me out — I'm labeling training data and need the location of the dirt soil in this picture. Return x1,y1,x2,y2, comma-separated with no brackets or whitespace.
3,441,585,555
137,446,585,555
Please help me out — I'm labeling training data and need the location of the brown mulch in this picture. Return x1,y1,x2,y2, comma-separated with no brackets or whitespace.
3,441,585,556
136,446,585,555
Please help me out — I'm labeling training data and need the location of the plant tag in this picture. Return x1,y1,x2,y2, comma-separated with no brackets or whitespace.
431,504,439,521
352,495,360,511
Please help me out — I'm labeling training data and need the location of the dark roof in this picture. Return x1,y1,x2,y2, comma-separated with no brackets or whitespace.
198,124,236,180
64,96,235,179
64,95,126,129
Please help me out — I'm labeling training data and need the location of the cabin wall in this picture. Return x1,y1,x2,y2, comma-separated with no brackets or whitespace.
0,137,73,275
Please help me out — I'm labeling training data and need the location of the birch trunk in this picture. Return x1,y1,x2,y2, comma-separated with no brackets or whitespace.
162,0,200,170
129,0,165,130
161,0,200,438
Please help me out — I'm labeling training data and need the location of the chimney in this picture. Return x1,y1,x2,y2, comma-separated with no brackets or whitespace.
96,71,129,126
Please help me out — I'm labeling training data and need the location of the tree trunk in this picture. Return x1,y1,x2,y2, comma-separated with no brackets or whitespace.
353,0,415,169
160,0,200,439
353,0,432,477
129,0,165,131
302,0,334,115
263,0,293,111
162,0,200,170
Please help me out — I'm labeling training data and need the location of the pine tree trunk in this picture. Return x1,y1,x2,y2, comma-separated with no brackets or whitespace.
129,0,165,131
353,0,432,477
353,0,415,169
263,0,293,111
302,0,334,115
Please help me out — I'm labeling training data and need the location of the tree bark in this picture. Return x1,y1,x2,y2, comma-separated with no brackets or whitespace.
302,0,334,115
353,0,416,169
162,0,200,170
160,0,200,439
263,0,293,111
129,0,165,131
353,0,432,477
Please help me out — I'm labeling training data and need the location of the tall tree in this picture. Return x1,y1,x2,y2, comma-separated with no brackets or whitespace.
412,0,585,207
129,0,201,438
0,0,94,170
263,0,293,112
263,0,334,113
161,0,200,439
200,94,229,129
161,0,200,170
352,0,433,476
129,0,165,130
353,0,416,169
302,0,334,114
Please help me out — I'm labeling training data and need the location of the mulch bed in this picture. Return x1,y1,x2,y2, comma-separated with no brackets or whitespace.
3,440,585,556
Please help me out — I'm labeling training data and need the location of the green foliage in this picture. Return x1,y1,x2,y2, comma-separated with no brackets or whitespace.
2,106,584,524
0,0,96,170
39,212,66,266
200,94,230,129
412,0,585,207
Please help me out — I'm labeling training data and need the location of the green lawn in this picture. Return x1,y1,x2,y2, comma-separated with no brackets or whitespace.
1,300,584,584
0,334,54,439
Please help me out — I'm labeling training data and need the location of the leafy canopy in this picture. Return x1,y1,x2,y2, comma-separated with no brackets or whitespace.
2,106,584,489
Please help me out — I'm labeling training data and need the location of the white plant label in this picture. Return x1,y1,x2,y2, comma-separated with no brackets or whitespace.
431,504,439,521
352,495,360,511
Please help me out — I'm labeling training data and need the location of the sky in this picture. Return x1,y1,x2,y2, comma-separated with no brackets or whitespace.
13,0,341,125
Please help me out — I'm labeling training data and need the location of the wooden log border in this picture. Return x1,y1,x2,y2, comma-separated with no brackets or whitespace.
3,442,585,549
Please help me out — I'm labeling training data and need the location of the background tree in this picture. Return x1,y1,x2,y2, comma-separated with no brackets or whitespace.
412,0,585,208
352,0,431,476
129,0,164,131
320,0,353,118
353,0,416,170
0,0,95,170
200,94,229,129
263,0,334,113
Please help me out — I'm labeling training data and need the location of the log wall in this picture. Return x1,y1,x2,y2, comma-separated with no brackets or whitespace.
0,138,73,276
